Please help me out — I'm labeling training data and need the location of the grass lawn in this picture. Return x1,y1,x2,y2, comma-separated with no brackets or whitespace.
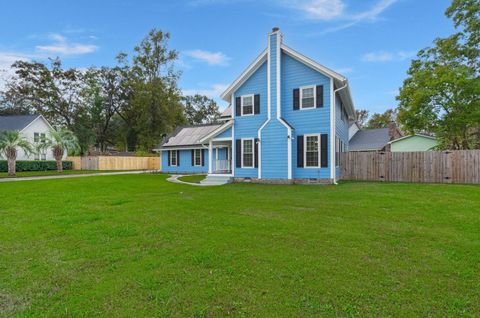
0,175,479,317
177,174,207,183
0,170,127,178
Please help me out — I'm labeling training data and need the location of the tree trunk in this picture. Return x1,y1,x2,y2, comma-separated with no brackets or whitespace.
7,158,16,176
53,146,64,173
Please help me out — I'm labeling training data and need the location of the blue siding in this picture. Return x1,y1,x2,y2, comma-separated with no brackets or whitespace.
261,120,288,178
233,60,268,178
215,127,232,139
161,149,208,174
335,94,349,177
281,51,332,179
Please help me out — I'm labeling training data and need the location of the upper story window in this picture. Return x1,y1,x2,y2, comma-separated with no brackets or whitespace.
34,132,46,143
241,95,254,116
242,139,254,168
194,149,202,166
300,86,315,109
305,134,320,167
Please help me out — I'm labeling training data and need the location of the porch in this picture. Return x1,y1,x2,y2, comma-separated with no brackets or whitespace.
208,139,232,175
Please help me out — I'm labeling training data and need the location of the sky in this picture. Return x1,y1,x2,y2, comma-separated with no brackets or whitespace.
0,0,455,114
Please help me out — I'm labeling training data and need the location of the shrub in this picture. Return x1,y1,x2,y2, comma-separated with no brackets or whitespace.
0,160,72,172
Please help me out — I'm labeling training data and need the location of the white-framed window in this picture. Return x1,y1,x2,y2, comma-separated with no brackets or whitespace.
241,138,254,168
241,94,254,116
194,149,202,166
34,153,40,160
304,134,320,167
41,153,46,160
34,132,46,143
170,150,178,166
300,86,316,109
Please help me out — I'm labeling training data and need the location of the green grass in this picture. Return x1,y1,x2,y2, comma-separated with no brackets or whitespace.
0,175,479,317
177,174,206,183
0,170,124,178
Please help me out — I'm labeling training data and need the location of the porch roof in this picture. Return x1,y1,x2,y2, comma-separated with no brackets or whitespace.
154,123,222,150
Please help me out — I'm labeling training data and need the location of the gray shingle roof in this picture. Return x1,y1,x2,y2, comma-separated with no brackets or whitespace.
157,124,222,149
220,107,231,118
0,115,40,133
349,128,391,151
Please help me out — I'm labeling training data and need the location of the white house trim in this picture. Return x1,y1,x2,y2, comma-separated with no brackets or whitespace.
299,85,317,110
303,133,321,168
388,134,437,144
220,49,268,102
198,120,233,143
20,115,54,133
240,138,255,169
240,94,255,116
330,78,335,181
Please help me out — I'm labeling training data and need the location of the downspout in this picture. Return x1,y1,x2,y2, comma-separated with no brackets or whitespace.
332,80,349,185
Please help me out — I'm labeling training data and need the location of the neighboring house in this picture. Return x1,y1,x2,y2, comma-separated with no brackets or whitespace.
0,114,57,160
349,122,402,152
389,134,438,152
155,28,356,183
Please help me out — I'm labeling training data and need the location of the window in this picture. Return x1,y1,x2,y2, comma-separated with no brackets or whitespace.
305,135,320,167
241,95,254,116
41,153,46,160
194,149,202,166
34,132,39,143
242,139,254,168
300,86,315,109
170,150,177,166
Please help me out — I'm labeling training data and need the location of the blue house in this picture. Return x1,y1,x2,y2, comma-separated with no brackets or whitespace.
156,28,355,184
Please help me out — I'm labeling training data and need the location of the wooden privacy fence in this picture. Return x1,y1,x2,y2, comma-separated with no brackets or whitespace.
340,150,480,184
66,156,160,171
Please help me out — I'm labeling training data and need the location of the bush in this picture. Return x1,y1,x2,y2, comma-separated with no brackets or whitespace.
0,160,73,172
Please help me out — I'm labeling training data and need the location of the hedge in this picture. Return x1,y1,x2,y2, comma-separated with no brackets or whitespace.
0,160,73,172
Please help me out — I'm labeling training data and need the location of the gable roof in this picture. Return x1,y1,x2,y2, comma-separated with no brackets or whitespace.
154,123,223,150
0,115,41,133
349,128,391,151
220,107,231,118
388,134,437,144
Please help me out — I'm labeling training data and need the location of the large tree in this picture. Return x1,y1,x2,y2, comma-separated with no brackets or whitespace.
183,94,220,125
397,0,480,149
366,109,397,129
355,109,370,128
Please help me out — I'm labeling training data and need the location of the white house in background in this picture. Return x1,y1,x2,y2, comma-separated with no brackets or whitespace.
0,115,60,160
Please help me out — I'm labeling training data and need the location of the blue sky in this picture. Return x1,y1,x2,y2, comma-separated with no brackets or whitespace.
0,0,454,114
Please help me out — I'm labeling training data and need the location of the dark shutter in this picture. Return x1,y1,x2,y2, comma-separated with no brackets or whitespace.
293,89,300,110
191,150,194,166
236,139,242,168
321,134,328,167
168,151,171,166
254,138,259,168
297,135,304,168
254,94,260,114
316,85,324,108
201,149,205,166
177,150,180,166
235,97,242,117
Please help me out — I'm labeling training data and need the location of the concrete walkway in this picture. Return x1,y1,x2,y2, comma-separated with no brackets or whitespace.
167,174,218,187
0,170,159,183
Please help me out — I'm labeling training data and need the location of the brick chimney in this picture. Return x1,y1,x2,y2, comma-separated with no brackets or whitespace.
388,122,401,140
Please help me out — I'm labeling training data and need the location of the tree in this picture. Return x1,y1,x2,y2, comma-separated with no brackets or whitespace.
41,128,80,172
397,0,480,149
183,94,220,125
0,130,33,176
366,109,397,129
355,109,369,127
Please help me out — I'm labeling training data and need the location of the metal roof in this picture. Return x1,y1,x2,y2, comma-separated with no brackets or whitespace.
220,107,231,118
156,124,222,149
0,115,40,133
349,128,391,151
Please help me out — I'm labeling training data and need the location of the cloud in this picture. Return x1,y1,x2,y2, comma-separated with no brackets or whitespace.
0,52,41,91
183,83,229,98
361,50,415,62
300,0,345,20
35,33,98,56
336,67,354,74
184,49,230,66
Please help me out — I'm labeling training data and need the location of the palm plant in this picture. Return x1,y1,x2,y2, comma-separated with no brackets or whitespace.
42,128,80,172
0,130,34,176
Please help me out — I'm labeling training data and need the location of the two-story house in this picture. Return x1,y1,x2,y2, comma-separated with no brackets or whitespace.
156,28,355,184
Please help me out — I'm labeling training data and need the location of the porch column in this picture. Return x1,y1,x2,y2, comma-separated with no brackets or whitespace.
208,141,213,174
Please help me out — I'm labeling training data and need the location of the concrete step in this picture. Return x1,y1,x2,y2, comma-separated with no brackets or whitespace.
200,175,232,185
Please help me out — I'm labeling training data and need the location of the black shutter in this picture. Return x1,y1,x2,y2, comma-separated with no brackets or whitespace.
177,150,180,166
254,94,260,114
321,134,328,167
254,138,259,168
201,149,205,166
236,139,242,168
297,135,304,168
191,150,194,166
316,85,324,108
235,97,242,116
293,89,300,110
167,151,171,166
